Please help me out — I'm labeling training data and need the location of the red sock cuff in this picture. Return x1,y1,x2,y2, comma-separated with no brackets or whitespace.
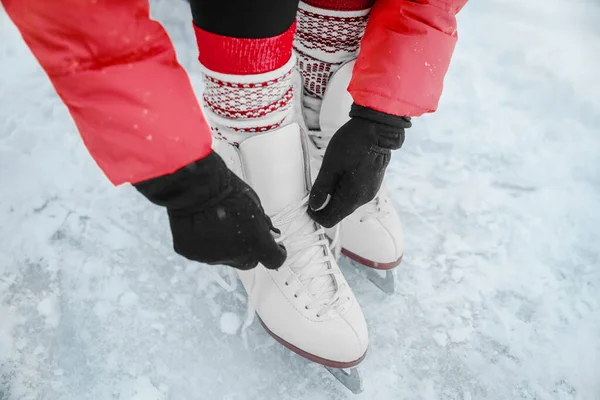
302,0,374,11
194,22,296,75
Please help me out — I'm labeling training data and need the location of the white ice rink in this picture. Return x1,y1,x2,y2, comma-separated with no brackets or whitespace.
1,0,599,398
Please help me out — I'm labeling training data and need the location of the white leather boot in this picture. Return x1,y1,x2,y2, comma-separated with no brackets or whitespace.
215,123,368,365
303,60,404,293
213,125,368,395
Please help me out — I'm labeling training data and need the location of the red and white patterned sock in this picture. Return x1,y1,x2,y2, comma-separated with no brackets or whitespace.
294,0,373,129
194,24,296,146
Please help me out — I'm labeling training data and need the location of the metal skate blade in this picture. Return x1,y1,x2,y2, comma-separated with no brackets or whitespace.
325,366,363,394
365,268,396,294
341,257,396,294
338,254,397,294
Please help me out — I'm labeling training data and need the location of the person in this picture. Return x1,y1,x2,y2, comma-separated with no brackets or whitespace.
2,0,466,382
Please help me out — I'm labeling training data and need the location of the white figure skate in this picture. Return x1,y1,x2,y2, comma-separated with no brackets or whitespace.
205,63,370,391
303,60,404,294
213,124,368,393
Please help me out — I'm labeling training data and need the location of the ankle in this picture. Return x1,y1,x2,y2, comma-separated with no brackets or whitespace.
200,59,296,145
294,0,372,117
194,24,296,146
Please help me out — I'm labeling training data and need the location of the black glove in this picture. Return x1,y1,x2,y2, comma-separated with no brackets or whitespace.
134,151,287,270
308,104,411,228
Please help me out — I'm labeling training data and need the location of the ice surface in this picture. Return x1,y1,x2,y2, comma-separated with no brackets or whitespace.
1,0,600,399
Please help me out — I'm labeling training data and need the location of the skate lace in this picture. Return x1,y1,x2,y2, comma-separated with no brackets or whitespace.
235,196,349,336
360,193,391,222
310,134,330,155
272,196,349,317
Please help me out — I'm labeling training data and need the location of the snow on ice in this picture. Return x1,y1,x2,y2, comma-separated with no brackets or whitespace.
1,0,600,399
219,312,241,336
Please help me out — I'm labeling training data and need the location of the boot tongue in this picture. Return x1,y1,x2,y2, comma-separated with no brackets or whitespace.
319,60,354,134
239,124,306,216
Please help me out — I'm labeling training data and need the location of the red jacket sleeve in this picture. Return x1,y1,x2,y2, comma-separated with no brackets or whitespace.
348,0,467,117
2,0,213,185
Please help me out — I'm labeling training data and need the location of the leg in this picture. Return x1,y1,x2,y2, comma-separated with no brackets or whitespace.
188,1,369,392
191,0,299,38
294,0,374,129
190,0,300,145
295,0,404,291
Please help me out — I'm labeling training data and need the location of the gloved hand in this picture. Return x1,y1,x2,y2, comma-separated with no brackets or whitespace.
308,104,411,228
134,151,287,270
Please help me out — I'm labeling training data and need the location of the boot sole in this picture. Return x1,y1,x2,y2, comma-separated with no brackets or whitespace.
258,317,367,368
341,248,403,270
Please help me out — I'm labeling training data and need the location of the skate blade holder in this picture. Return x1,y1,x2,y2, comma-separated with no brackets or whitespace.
364,268,395,295
341,257,396,295
325,366,363,394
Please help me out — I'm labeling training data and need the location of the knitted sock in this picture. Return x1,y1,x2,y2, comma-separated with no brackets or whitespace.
294,0,373,129
194,23,296,146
